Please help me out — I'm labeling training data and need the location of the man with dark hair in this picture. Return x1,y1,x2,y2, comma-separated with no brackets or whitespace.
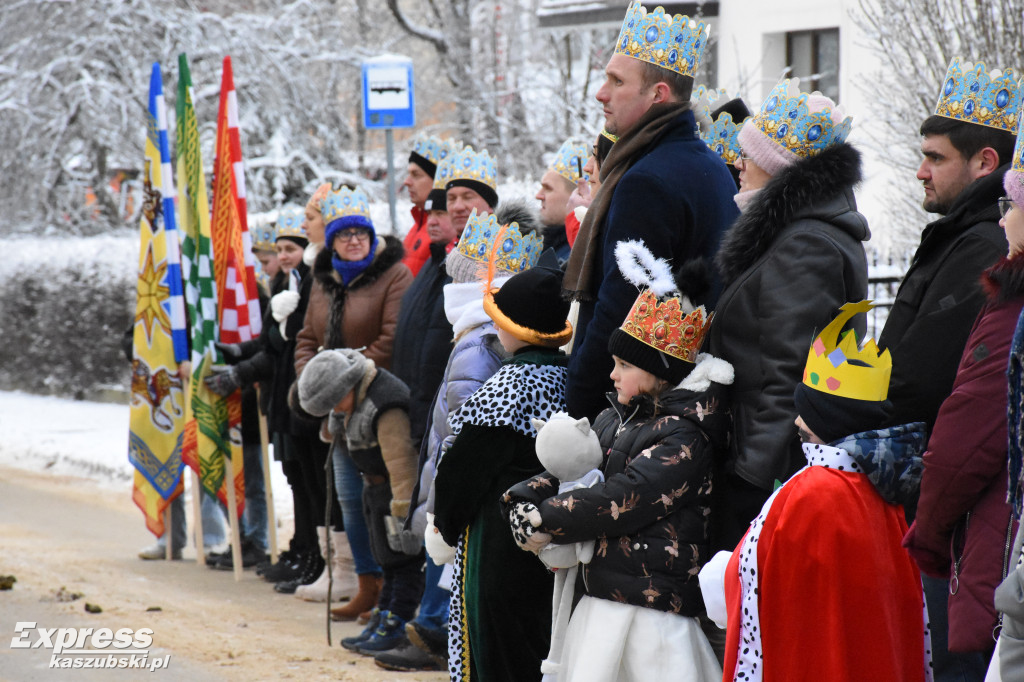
879,56,1021,682
880,59,1018,432
536,138,588,264
563,0,738,420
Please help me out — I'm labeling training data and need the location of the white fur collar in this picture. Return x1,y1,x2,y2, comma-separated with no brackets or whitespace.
676,353,734,392
303,242,321,267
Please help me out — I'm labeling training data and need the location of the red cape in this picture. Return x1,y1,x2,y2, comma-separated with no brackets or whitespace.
722,467,927,682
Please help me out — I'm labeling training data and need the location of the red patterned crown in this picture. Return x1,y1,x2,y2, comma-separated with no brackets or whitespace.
614,240,712,364
620,290,711,363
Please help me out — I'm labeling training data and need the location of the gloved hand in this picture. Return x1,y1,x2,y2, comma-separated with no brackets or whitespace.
509,501,543,550
424,513,456,566
270,290,300,322
204,365,240,396
214,341,243,363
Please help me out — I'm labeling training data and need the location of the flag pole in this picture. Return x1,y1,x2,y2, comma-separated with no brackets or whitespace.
256,387,278,563
223,452,243,581
164,505,173,560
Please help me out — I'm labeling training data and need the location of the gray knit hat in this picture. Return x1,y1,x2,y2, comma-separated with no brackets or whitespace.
298,349,369,417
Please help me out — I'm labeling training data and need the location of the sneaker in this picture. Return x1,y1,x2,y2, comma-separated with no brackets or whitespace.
261,551,302,583
406,620,447,660
340,608,383,652
138,542,181,561
374,638,444,672
274,550,324,592
256,550,293,577
355,612,406,656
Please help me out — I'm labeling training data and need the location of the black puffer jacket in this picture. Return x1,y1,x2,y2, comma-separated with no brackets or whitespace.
504,360,732,616
706,142,869,492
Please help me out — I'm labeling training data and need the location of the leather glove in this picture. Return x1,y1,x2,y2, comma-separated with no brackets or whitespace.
424,513,456,566
214,341,243,363
204,365,240,396
270,290,300,322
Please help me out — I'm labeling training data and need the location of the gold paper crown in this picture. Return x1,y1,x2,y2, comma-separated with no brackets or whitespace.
613,1,709,79
620,290,711,364
803,301,892,402
934,57,1023,133
456,210,542,277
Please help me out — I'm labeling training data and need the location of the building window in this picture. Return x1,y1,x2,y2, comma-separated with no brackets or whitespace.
786,28,839,101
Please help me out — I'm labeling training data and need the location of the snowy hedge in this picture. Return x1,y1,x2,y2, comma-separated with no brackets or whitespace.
0,236,136,398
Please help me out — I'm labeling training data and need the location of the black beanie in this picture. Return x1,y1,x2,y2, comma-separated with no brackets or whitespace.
446,178,499,209
485,266,572,347
409,151,437,178
793,382,892,445
424,188,446,212
607,328,691,385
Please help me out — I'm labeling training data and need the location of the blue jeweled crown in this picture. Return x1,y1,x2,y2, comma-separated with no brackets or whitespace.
321,186,372,228
275,206,306,241
446,145,498,190
457,209,542,276
251,221,277,252
751,79,852,158
1012,116,1024,175
934,57,1023,133
613,1,709,79
548,138,589,184
433,153,457,190
411,135,463,166
692,86,745,165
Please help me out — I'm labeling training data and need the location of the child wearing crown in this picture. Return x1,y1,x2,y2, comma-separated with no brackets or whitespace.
503,241,732,682
430,259,572,682
700,301,930,682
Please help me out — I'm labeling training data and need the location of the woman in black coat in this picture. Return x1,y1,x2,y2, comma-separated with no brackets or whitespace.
705,79,870,550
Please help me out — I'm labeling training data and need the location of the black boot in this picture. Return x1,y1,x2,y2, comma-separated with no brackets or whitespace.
274,550,324,594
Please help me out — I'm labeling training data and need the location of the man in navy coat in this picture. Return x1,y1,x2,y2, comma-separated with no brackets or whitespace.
563,2,739,420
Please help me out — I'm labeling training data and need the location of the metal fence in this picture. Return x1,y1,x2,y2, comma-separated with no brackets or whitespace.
865,252,912,339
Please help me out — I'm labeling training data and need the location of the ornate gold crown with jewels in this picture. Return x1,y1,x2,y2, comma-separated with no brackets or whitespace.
613,1,710,79
934,57,1023,133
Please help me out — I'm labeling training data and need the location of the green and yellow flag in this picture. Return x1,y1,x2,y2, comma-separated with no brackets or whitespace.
177,53,244,513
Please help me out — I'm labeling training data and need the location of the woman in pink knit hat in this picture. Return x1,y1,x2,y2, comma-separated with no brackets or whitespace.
704,79,872,556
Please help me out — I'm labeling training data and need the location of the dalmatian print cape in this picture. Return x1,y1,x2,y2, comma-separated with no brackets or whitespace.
447,362,567,438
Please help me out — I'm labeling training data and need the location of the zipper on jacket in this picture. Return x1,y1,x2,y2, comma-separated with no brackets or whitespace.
995,515,1015,641
950,512,970,596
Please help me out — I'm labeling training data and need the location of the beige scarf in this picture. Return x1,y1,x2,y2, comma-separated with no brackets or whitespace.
562,101,690,301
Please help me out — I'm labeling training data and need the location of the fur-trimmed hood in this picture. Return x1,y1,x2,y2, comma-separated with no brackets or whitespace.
716,142,869,285
982,252,1024,302
312,234,405,297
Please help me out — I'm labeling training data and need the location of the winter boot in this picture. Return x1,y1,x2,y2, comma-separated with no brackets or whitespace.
330,573,382,621
261,550,302,583
274,549,324,594
295,529,356,602
340,607,383,651
356,611,406,655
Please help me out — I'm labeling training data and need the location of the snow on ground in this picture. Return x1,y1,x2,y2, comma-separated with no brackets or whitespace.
0,390,294,529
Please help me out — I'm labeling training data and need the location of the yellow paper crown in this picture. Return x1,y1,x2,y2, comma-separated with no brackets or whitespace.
803,300,891,402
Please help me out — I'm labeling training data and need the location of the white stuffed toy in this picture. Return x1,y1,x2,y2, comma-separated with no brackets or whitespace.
527,411,605,681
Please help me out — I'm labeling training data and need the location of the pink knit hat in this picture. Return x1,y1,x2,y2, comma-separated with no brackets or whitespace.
1005,171,1024,207
738,93,848,177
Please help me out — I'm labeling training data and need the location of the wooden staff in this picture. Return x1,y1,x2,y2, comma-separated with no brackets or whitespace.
164,505,173,560
223,451,243,582
256,386,278,563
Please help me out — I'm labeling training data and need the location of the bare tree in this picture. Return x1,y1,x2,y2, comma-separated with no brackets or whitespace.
853,0,1024,252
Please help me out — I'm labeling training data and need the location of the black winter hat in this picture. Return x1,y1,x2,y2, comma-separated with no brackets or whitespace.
607,327,691,385
483,266,572,347
409,151,437,178
424,188,446,212
793,381,892,445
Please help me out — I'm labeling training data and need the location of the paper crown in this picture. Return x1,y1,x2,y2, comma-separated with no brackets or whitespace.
803,300,891,402
614,240,711,365
456,209,542,279
749,78,852,159
321,186,372,227
275,206,307,241
410,135,463,170
934,57,1023,133
548,138,589,184
619,290,711,364
613,1,709,79
446,145,498,190
692,86,745,166
251,221,277,252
